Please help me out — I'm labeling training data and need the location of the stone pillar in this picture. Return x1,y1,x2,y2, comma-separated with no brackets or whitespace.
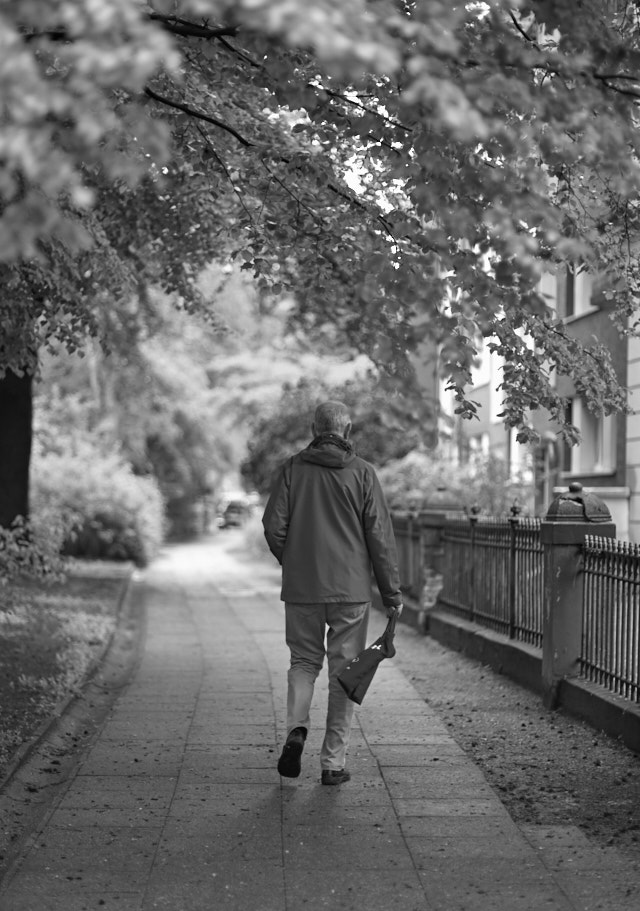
541,482,616,708
418,510,447,574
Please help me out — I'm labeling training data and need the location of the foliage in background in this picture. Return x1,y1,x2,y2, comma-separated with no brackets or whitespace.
241,373,433,494
378,450,529,517
34,291,234,540
31,429,165,567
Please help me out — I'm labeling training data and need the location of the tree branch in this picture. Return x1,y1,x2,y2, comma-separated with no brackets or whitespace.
319,85,413,132
323,179,397,240
508,11,537,45
148,14,238,41
197,126,256,226
22,15,238,43
592,73,640,99
144,88,253,147
217,35,262,68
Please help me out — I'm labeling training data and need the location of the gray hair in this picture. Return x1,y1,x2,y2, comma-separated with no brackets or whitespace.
314,401,351,435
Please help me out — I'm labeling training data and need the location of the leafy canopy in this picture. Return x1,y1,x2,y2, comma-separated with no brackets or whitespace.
2,1,640,441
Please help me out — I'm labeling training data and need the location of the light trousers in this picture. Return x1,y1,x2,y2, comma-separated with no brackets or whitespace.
284,601,370,771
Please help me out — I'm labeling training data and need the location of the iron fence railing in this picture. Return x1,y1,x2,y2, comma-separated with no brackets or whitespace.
391,508,640,719
437,515,544,647
582,536,640,701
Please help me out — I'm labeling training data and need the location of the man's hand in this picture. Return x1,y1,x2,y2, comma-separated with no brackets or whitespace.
386,603,403,618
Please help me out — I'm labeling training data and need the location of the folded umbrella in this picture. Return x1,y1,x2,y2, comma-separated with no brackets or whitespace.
337,611,398,705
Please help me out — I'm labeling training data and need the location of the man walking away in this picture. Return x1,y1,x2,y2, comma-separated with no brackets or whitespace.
262,400,403,785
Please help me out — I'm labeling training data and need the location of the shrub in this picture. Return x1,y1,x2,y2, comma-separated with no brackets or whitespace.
0,514,69,589
378,450,528,515
31,442,165,567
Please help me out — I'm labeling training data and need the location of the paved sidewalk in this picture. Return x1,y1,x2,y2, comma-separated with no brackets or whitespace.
1,537,638,911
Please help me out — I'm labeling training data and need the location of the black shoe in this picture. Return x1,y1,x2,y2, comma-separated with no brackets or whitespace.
321,769,351,786
277,727,306,778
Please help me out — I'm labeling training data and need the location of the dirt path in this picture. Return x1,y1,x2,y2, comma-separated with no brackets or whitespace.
392,623,640,857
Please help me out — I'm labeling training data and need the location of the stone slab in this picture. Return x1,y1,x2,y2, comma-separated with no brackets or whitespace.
143,872,286,911
404,834,543,869
392,797,510,817
48,805,168,828
373,744,467,765
399,815,521,838
420,875,574,911
284,867,429,911
0,884,144,911
553,871,640,911
59,774,176,808
155,828,283,863
282,828,414,869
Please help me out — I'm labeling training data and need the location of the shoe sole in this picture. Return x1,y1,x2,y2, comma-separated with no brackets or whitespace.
321,773,351,786
277,741,304,778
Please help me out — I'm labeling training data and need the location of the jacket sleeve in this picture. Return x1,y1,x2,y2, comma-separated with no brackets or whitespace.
261,459,292,565
362,467,403,608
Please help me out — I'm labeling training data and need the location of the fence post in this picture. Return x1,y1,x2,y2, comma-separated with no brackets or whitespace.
417,510,447,574
407,512,414,596
469,505,480,623
541,482,615,709
508,501,522,639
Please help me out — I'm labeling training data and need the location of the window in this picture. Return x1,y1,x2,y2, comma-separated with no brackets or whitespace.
559,264,593,319
563,398,616,474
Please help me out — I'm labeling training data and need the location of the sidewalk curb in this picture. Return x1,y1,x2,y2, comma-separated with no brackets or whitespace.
0,564,136,797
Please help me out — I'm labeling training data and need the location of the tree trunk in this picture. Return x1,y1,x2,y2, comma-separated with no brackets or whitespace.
0,369,33,526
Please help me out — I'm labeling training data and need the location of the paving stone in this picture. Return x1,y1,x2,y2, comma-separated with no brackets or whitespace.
155,828,282,864
364,730,459,745
47,806,167,828
77,748,183,778
283,827,414,869
0,883,144,911
392,797,510,817
284,867,429,911
176,762,276,783
143,870,286,911
373,743,467,764
399,815,521,838
59,775,176,810
182,742,277,763
99,715,193,741
404,834,544,870
160,813,281,842
186,723,276,745
21,825,161,870
381,766,493,799
167,785,281,818
283,804,400,828
553,871,640,911
420,874,574,911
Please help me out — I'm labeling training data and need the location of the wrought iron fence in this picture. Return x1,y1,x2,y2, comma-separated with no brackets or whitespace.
392,507,640,721
436,515,544,647
582,536,640,701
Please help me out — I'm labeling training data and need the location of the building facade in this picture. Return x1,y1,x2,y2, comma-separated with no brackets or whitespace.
438,265,634,536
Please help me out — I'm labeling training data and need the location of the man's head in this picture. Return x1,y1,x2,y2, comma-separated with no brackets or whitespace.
313,401,352,439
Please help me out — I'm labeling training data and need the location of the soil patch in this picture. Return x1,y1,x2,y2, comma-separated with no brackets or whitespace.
393,623,640,857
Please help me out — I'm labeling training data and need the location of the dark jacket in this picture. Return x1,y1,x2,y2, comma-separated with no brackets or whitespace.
262,433,402,608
